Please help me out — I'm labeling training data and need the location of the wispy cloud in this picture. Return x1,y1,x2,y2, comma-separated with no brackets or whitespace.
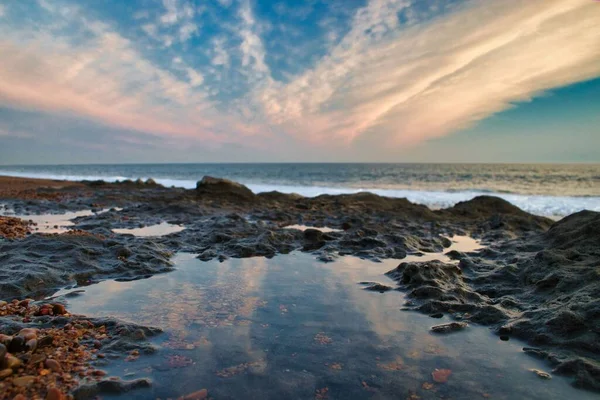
256,0,600,146
0,0,599,158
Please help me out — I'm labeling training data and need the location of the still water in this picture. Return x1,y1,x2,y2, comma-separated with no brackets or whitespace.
56,253,592,400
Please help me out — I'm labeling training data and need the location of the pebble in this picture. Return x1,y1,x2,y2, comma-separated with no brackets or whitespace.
8,335,26,353
0,343,6,366
45,359,62,372
46,387,66,400
429,313,444,319
29,353,47,366
19,328,38,341
13,375,36,387
6,354,23,369
13,395,27,400
0,368,13,379
26,338,38,351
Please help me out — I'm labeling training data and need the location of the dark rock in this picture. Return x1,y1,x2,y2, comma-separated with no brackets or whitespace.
431,322,468,334
195,176,255,201
361,282,393,293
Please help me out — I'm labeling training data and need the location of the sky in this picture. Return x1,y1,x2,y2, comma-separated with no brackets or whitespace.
0,0,599,164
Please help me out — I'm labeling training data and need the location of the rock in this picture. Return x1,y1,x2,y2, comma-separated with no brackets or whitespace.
52,303,67,315
499,335,510,341
361,282,393,293
0,368,12,379
38,335,54,348
13,395,26,400
0,344,6,367
429,313,444,319
29,353,47,365
46,387,66,400
13,375,36,387
431,369,452,383
145,178,157,185
45,359,62,372
18,328,38,340
26,338,37,351
530,369,551,379
195,176,255,201
431,322,468,334
8,335,26,353
5,354,22,369
182,389,208,400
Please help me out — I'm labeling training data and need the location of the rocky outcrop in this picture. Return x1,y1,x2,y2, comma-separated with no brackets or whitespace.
195,176,256,202
387,210,600,390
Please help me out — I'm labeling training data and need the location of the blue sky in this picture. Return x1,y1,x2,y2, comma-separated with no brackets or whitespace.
0,0,599,164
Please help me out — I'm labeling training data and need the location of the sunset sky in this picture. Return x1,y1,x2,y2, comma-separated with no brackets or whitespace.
0,0,599,164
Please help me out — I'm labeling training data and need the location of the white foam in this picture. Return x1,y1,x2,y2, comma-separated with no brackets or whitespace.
1,171,598,218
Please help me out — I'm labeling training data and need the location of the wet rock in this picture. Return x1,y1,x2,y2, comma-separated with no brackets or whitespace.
431,322,468,334
52,303,67,315
530,369,552,379
361,282,393,293
196,176,255,201
429,313,443,319
73,378,152,399
5,354,23,369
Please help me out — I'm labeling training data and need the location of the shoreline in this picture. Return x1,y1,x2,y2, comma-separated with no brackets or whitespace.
0,174,598,219
1,175,599,395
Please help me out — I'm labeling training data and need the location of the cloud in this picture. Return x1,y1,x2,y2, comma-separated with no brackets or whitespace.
255,0,600,147
186,68,204,87
0,6,234,143
211,37,230,67
1,0,599,161
238,0,270,76
0,4,5,18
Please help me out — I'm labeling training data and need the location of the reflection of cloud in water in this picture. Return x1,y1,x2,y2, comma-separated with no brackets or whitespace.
112,222,185,237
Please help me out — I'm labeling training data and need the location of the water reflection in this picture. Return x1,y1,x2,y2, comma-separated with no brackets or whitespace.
284,224,342,233
112,222,185,237
56,253,593,400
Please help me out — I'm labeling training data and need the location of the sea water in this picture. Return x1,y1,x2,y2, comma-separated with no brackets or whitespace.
1,163,598,218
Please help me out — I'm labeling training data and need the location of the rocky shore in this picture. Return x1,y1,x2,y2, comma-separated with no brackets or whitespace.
1,175,599,394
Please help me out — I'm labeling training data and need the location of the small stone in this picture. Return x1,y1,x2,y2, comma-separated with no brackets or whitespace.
38,335,54,348
530,369,551,379
429,313,444,319
46,387,65,400
183,389,208,400
13,395,27,400
431,322,468,334
52,304,67,315
45,359,62,372
29,353,47,365
432,369,452,383
6,354,23,369
0,344,6,366
8,335,26,353
18,328,38,341
13,375,36,387
499,335,510,341
26,338,38,351
0,368,13,379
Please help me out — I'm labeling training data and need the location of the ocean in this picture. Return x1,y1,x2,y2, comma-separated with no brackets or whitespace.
0,163,599,218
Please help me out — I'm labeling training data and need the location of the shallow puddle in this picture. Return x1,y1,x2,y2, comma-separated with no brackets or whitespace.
284,224,343,233
54,252,592,400
112,222,185,237
8,209,114,234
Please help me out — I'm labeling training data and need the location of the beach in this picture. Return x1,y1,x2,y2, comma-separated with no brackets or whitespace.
0,175,599,399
